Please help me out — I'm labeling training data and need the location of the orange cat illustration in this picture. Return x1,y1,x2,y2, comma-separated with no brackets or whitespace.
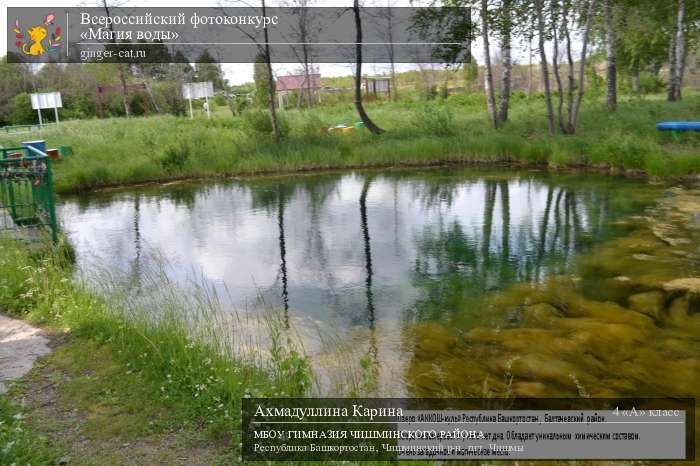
23,25,48,56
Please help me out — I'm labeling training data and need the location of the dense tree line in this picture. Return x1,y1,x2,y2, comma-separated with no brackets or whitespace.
0,49,225,126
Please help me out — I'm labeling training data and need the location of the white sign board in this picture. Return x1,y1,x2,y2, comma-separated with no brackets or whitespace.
182,82,214,100
30,92,63,110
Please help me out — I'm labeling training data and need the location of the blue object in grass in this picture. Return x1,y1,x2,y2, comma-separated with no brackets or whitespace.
656,121,700,132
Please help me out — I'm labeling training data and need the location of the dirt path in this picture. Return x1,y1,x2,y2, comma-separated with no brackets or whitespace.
0,313,51,394
10,335,231,465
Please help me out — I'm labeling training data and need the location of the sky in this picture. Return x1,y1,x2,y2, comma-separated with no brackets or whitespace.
2,0,562,85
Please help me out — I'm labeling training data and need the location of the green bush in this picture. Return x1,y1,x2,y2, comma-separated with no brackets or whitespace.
9,93,35,125
213,94,227,106
638,72,666,94
160,144,191,171
228,96,249,116
297,112,326,138
242,109,289,137
412,104,455,136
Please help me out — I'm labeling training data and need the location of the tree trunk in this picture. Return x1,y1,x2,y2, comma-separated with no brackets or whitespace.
604,0,617,111
262,0,281,139
672,0,685,101
481,0,499,128
569,0,596,134
301,7,313,109
497,0,512,124
117,68,131,118
535,0,555,134
102,0,131,118
387,3,398,101
551,0,566,132
631,65,640,93
667,2,679,101
562,0,575,132
353,0,384,134
527,34,533,97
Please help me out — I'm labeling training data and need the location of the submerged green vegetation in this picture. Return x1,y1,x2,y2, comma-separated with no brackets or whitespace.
0,91,698,194
406,186,700,443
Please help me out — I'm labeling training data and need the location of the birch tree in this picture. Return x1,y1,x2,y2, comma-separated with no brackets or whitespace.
534,0,555,133
668,0,685,101
569,0,597,133
481,0,499,128
604,0,617,111
497,0,513,124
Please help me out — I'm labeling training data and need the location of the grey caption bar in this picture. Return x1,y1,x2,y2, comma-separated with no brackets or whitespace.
7,7,472,63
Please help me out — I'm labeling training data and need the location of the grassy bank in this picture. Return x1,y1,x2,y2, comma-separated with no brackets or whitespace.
0,237,312,462
0,91,698,194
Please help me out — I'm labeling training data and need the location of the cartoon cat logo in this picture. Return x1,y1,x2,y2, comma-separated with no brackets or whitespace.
14,14,62,57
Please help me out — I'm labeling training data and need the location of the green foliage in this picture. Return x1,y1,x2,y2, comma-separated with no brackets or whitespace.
0,396,56,465
1,90,698,194
439,81,449,99
160,144,191,172
213,94,226,107
228,95,249,116
9,93,35,125
638,72,666,94
0,237,312,444
128,91,152,116
420,83,438,101
194,50,225,90
253,52,273,109
462,60,479,92
413,103,455,136
242,109,288,137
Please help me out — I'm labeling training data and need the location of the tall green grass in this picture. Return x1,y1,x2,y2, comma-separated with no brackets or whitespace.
0,90,697,194
0,237,312,451
0,238,437,464
0,396,56,465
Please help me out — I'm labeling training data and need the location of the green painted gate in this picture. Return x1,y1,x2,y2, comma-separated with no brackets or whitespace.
0,145,58,242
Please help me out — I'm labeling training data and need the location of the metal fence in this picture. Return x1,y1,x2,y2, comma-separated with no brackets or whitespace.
0,145,58,242
0,124,53,134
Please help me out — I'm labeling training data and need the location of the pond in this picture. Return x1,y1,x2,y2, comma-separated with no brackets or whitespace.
58,168,700,400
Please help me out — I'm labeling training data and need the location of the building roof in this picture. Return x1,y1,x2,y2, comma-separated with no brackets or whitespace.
277,73,321,91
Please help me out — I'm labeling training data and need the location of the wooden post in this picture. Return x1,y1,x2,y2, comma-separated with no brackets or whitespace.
54,106,59,124
205,95,210,119
188,98,193,119
96,87,103,118
37,109,43,126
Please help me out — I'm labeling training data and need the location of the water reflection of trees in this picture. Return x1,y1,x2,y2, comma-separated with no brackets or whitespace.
410,176,610,323
247,175,342,325
359,178,379,387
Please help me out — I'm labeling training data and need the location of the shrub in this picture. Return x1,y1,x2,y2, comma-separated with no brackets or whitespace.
638,72,665,94
9,93,35,125
241,109,289,137
412,103,455,136
297,112,326,139
160,144,191,171
213,94,227,106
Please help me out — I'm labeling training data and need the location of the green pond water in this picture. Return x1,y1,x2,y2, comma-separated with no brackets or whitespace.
58,168,700,406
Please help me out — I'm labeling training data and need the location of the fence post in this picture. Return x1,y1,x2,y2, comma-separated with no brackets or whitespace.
44,157,58,243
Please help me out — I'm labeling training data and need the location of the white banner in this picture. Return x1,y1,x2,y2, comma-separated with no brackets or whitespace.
30,92,63,110
182,82,214,100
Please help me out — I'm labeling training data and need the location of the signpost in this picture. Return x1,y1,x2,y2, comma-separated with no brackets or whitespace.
30,92,62,126
182,82,214,119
